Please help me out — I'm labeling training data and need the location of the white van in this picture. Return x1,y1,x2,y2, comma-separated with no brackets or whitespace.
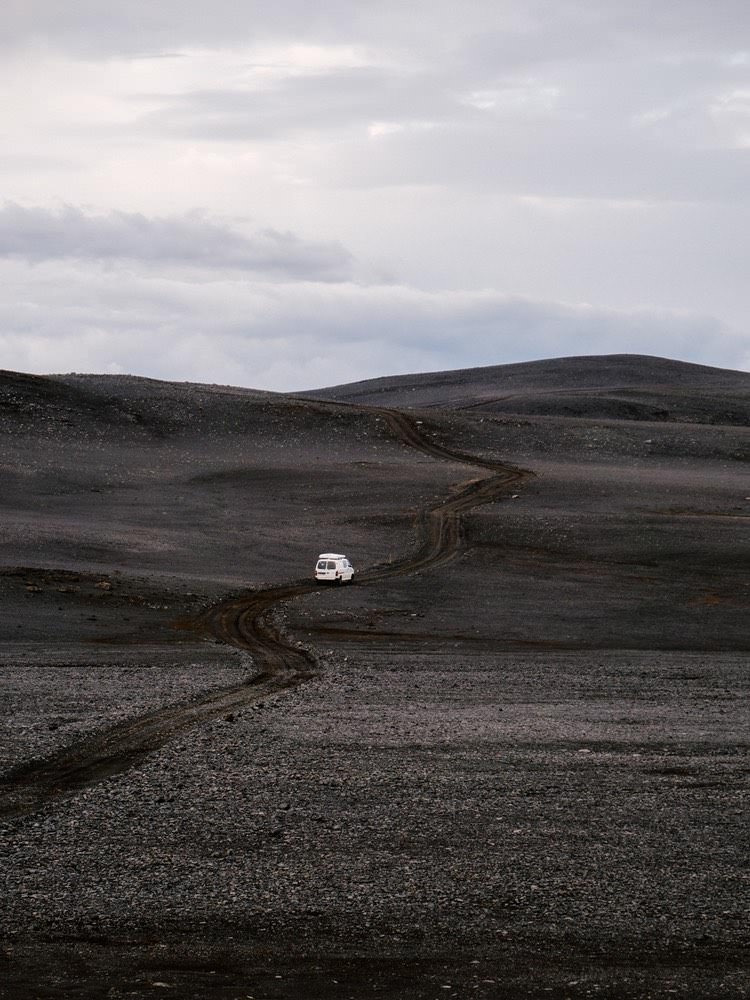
315,553,354,583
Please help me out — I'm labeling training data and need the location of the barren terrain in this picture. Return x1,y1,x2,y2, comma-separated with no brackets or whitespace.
0,355,748,999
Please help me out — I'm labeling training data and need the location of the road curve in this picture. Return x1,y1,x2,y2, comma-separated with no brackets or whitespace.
0,409,530,818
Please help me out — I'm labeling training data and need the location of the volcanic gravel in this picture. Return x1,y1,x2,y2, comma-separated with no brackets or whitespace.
1,357,748,999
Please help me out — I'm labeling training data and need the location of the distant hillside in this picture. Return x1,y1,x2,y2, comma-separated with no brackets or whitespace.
302,354,750,425
0,369,277,441
3,355,749,428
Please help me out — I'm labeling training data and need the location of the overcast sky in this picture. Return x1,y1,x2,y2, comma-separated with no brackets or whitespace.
1,0,749,389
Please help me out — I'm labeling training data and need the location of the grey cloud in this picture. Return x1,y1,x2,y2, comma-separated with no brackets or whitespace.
0,154,80,173
4,1,750,58
327,119,750,203
1,0,747,76
0,0,377,55
111,10,750,206
0,204,354,281
0,259,745,392
10,1,748,209
137,66,459,141
598,0,750,47
465,1,750,72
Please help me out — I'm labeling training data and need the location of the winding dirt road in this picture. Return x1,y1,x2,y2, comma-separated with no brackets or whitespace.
0,409,529,818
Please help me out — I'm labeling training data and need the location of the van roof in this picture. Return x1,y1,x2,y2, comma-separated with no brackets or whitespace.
318,552,346,560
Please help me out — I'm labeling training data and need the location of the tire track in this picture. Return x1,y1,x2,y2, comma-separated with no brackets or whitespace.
0,410,530,818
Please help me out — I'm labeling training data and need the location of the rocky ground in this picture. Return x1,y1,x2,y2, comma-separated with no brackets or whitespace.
0,357,748,999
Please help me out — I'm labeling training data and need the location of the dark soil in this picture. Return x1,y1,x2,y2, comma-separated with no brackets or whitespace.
0,355,748,999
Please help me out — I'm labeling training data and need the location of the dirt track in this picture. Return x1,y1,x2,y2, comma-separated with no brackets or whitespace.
0,408,528,819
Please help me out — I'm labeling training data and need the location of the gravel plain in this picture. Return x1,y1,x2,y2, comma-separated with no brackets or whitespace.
0,357,748,999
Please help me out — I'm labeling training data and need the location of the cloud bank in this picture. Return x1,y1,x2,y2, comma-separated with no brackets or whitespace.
0,204,353,281
0,254,744,391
